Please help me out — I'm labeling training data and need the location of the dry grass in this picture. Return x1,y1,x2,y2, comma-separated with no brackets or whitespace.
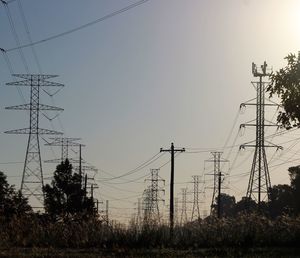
0,213,300,251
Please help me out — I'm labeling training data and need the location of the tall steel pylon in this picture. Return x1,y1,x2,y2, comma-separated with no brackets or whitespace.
191,175,204,221
240,62,280,205
5,74,63,206
143,169,165,223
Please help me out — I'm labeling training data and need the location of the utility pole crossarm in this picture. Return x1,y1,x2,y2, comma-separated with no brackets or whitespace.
6,104,64,111
241,103,279,107
5,128,63,135
240,123,278,127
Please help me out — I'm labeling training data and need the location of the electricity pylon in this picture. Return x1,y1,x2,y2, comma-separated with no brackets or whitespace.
144,169,165,223
205,152,228,218
179,187,188,225
240,62,281,206
5,74,63,206
44,137,81,163
142,188,152,223
135,198,142,226
190,175,204,221
174,197,179,225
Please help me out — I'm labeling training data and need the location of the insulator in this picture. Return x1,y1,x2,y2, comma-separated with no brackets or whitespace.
239,126,246,136
240,104,246,114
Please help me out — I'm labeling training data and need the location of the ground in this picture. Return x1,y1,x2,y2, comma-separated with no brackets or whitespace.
0,248,299,258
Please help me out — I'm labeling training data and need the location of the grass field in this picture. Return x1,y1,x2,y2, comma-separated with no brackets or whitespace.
0,248,299,258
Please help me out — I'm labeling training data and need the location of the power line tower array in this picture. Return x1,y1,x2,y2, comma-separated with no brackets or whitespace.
190,175,204,221
143,169,165,224
205,151,228,218
5,74,63,206
240,62,281,206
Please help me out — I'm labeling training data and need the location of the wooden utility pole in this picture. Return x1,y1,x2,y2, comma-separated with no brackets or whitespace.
160,142,185,238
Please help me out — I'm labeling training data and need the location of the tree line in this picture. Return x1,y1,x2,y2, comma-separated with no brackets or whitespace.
0,159,97,222
212,165,300,219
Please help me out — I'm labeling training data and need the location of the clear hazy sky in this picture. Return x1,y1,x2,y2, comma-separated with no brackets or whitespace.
1,0,300,222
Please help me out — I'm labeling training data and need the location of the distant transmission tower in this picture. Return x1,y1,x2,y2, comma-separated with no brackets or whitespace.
135,198,142,226
205,152,228,218
240,62,280,206
5,74,63,206
142,188,152,223
44,137,81,163
190,175,204,221
179,187,188,225
174,197,179,225
144,169,165,223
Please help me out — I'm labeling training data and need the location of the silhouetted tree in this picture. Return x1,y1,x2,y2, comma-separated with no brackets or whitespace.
288,165,300,214
211,193,236,217
44,159,95,220
267,53,300,129
0,171,31,219
235,197,257,215
268,184,295,218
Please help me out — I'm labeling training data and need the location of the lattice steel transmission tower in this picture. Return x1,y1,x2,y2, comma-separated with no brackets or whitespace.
205,152,228,218
44,137,81,163
135,198,142,226
179,187,188,225
191,175,204,221
174,197,179,225
240,62,280,206
5,74,63,206
142,188,152,223
144,169,165,223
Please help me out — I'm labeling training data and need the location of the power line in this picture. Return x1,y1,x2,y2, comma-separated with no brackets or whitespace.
0,161,23,164
2,2,30,73
1,51,26,103
100,192,141,202
158,152,181,169
98,173,149,185
98,152,165,182
16,0,42,73
4,0,151,52
1,1,62,162
222,108,241,150
100,181,141,194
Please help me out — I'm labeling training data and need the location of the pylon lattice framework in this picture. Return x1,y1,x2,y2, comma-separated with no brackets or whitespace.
143,169,165,223
179,187,188,225
191,175,204,221
240,62,280,204
205,151,228,216
44,137,81,163
5,74,63,206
